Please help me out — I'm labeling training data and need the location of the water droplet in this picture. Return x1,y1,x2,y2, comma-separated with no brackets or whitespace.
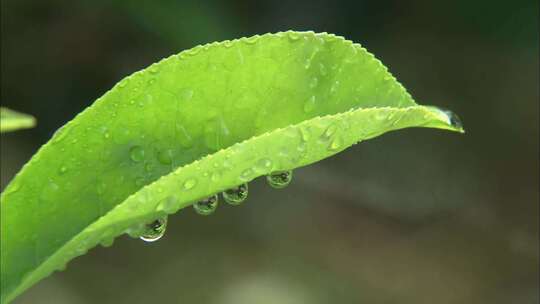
58,166,68,175
157,149,174,165
129,146,145,162
287,31,300,41
303,96,316,113
100,237,114,247
243,35,259,45
193,195,218,215
140,217,167,242
119,78,129,88
52,125,70,144
223,183,248,206
319,63,327,76
441,108,463,130
183,178,197,190
299,126,311,142
309,77,319,89
328,136,343,151
104,132,111,139
149,65,159,74
255,158,273,173
145,162,155,172
135,177,146,187
239,168,254,181
266,171,293,189
185,46,202,56
93,182,106,196
223,40,233,48
157,196,179,214
4,181,22,196
322,124,338,140
330,80,340,93
211,171,221,182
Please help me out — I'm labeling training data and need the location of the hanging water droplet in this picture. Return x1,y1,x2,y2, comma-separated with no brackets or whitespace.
129,146,145,162
193,195,218,215
267,171,293,189
140,217,167,242
303,96,316,113
223,183,248,206
183,178,197,190
442,108,463,130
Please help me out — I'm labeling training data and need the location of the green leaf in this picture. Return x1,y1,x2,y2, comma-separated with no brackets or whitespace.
0,107,36,133
0,31,463,303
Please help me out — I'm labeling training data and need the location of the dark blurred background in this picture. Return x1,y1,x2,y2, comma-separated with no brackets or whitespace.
1,0,538,303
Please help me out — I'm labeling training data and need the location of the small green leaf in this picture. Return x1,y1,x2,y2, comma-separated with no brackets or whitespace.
0,107,36,133
0,31,463,303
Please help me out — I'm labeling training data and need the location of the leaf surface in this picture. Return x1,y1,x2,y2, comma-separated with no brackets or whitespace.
0,31,463,303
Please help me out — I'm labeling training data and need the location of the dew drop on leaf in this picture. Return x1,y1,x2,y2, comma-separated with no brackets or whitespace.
100,237,114,248
266,171,293,189
240,168,254,181
303,96,316,113
441,108,463,130
287,31,300,41
157,149,174,165
255,158,273,173
223,183,248,206
299,126,311,142
129,146,145,162
242,35,259,45
211,171,221,182
309,77,319,89
193,195,218,215
328,136,343,151
322,124,338,140
157,196,179,214
58,166,68,175
135,177,146,187
140,216,167,242
183,178,197,190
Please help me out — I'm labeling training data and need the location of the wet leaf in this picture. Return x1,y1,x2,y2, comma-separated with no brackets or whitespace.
0,31,463,303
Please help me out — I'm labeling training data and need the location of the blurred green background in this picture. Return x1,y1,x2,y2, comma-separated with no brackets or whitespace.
1,0,538,303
